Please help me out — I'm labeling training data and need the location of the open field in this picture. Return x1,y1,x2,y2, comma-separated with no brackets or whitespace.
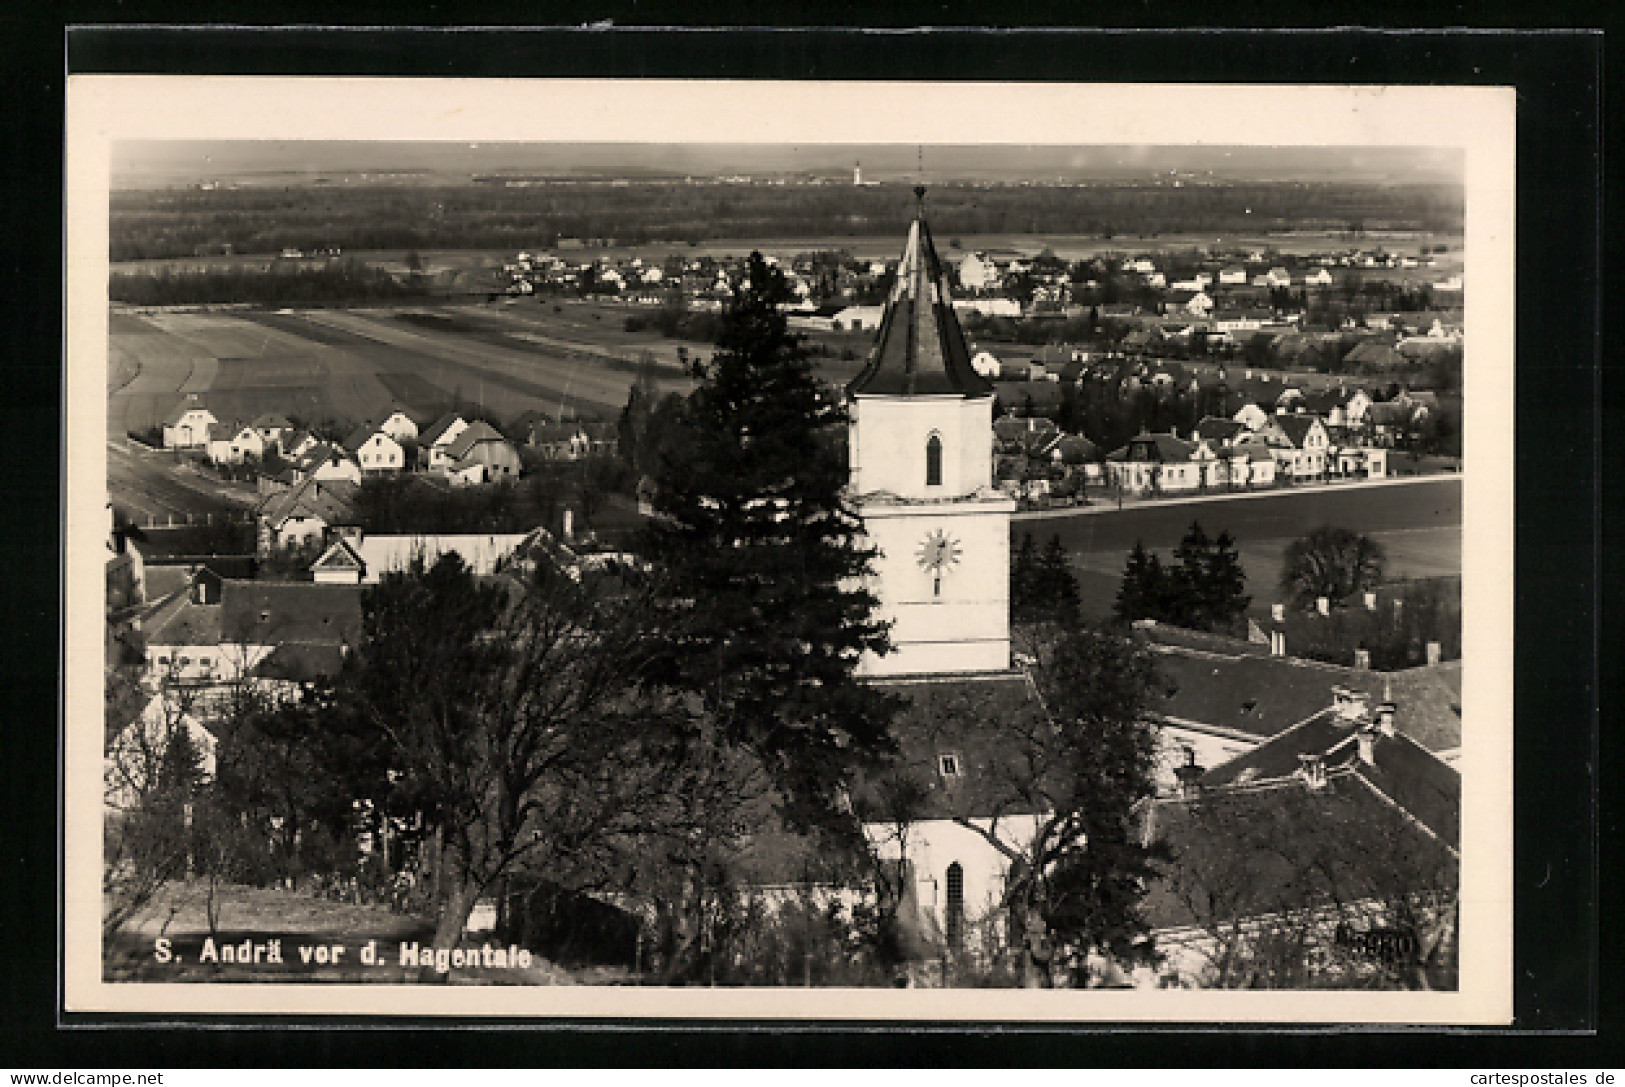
106,303,706,439
1019,477,1462,620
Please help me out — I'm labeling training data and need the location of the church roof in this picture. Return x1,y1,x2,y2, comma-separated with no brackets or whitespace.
847,190,994,400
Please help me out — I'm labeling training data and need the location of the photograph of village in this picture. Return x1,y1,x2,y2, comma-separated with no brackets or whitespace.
97,132,1471,997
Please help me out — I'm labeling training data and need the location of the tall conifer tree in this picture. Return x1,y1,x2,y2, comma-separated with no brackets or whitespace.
640,252,898,829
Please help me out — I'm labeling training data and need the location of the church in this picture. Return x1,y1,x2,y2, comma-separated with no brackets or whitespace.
842,191,1039,964
846,188,1017,678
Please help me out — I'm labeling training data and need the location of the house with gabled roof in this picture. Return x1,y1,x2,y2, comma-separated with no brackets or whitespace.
277,428,320,463
1270,414,1330,480
1104,431,1202,495
207,420,266,466
378,409,419,445
256,476,358,553
443,420,523,485
162,396,217,450
310,536,367,584
250,413,294,449
342,424,405,474
293,442,362,485
421,412,470,470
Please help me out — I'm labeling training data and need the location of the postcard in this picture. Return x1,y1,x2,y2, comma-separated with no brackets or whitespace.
66,75,1515,1022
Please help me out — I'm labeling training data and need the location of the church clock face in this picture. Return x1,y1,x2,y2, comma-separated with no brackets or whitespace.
916,528,962,596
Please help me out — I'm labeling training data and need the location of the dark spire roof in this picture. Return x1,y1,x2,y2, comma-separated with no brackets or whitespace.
847,192,994,399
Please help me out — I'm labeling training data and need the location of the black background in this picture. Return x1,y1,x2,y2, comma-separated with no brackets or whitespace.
3,9,1608,1068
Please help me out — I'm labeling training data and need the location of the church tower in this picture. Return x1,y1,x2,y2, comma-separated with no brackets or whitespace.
848,188,1015,676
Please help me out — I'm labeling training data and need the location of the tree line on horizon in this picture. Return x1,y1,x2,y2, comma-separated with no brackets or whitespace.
110,178,1464,262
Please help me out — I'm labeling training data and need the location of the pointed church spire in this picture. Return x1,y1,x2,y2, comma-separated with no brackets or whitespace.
847,192,992,399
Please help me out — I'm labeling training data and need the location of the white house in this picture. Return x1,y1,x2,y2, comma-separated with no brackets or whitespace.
207,423,266,466
420,413,471,470
1271,415,1331,480
343,425,405,474
161,397,217,450
1104,432,1203,495
970,350,1002,379
1305,268,1334,287
379,410,419,444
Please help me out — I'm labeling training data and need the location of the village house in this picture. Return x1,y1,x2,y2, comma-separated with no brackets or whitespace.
1137,621,1462,790
255,475,358,553
342,424,406,474
1162,288,1214,318
294,442,363,486
207,421,266,466
420,412,471,471
1231,401,1272,433
1271,414,1331,480
141,568,363,685
161,396,217,450
1138,719,1458,988
106,689,220,812
1104,432,1203,495
379,409,420,445
441,420,523,485
280,428,320,461
970,349,1002,379
249,413,293,450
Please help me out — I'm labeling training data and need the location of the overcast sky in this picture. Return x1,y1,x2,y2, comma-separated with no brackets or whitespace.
113,141,1464,189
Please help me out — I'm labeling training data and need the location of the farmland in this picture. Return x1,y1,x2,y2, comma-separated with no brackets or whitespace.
1019,477,1462,620
106,301,717,440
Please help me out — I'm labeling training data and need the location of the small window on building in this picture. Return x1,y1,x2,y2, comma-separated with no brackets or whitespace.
945,862,965,951
925,434,943,487
938,752,962,779
178,657,190,667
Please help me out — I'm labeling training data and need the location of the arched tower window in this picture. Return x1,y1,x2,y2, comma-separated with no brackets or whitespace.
925,433,943,487
944,861,965,951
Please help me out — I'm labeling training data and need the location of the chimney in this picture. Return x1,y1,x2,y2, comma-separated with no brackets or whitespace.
1297,752,1327,789
1356,722,1378,765
1426,641,1442,666
1354,648,1371,670
1174,762,1204,800
1373,679,1399,738
1316,596,1330,616
1271,602,1285,622
1363,591,1378,611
